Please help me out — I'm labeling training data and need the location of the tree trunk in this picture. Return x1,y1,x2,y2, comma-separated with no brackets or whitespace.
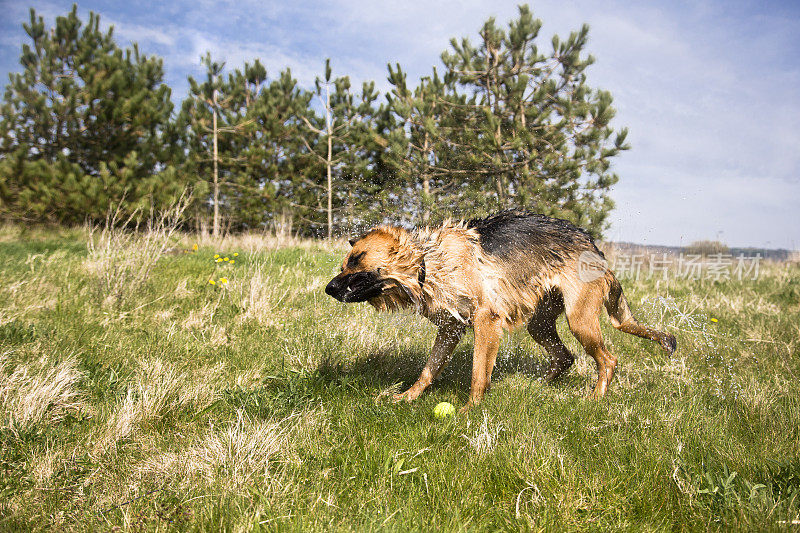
212,88,220,239
496,177,505,206
483,40,506,207
325,82,333,241
421,131,431,224
519,102,529,174
347,189,353,230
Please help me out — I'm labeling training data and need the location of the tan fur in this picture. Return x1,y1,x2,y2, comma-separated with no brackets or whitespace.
332,220,676,411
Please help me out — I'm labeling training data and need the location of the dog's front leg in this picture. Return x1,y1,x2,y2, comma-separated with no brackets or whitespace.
393,320,465,403
460,308,501,413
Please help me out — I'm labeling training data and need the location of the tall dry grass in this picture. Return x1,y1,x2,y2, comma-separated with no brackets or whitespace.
0,354,87,437
97,358,219,454
85,197,190,308
187,230,348,255
181,409,292,487
133,409,301,500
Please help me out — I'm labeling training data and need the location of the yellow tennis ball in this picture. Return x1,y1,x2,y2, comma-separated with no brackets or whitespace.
433,402,456,419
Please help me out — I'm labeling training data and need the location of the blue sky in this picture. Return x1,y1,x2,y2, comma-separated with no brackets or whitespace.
1,0,798,249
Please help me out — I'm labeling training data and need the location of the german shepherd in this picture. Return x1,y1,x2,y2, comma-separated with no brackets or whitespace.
325,211,676,412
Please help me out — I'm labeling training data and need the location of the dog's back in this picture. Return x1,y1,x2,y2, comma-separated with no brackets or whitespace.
467,210,602,284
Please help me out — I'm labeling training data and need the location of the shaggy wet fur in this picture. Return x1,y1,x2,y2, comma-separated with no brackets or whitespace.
325,211,677,411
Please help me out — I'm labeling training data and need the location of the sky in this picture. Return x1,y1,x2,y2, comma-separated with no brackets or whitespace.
1,0,798,249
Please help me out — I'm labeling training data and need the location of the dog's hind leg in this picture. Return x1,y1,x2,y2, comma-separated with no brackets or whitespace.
526,291,574,382
605,274,677,354
393,320,465,403
564,282,617,398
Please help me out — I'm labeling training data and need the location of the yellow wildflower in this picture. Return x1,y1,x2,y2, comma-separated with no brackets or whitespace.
219,277,228,285
229,259,235,264
214,254,220,258
192,243,198,251
224,257,229,261
233,252,239,257
710,318,718,323
215,258,221,263
208,279,216,285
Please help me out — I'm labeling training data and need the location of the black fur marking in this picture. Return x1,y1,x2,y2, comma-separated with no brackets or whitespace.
347,251,366,269
467,210,602,262
418,258,426,286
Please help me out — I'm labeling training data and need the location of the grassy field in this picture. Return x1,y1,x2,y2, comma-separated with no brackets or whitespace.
0,224,799,531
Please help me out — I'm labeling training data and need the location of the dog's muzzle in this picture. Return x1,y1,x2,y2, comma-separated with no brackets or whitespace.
325,271,384,303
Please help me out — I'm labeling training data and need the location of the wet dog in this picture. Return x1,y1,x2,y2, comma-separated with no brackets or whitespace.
325,211,676,412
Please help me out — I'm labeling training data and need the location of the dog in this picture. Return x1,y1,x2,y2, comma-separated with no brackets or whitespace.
325,211,676,412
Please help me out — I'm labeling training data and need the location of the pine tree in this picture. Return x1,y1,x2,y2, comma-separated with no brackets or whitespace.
229,65,315,233
178,57,317,234
331,79,385,233
385,64,470,225
384,4,629,235
178,53,249,237
300,59,381,238
0,6,181,223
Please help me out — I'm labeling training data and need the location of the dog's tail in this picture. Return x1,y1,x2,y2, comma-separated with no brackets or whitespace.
604,274,677,354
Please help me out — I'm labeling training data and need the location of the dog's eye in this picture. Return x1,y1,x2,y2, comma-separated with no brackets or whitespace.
347,251,365,269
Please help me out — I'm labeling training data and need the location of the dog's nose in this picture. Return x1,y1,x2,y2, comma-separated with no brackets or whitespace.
325,277,345,298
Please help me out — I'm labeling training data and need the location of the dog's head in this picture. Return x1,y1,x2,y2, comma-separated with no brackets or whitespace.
325,226,420,304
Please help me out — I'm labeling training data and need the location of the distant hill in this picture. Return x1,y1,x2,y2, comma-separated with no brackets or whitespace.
604,242,799,262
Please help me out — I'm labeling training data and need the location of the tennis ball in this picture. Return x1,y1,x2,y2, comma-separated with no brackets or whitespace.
433,401,456,419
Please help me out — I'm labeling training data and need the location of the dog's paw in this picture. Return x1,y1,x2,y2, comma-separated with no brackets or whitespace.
458,400,480,414
661,333,678,354
375,384,403,404
392,389,418,403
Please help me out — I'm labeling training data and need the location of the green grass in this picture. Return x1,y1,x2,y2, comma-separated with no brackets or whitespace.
0,224,799,531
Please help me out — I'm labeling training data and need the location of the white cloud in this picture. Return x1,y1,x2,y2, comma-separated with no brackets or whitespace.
174,30,325,88
108,19,177,48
